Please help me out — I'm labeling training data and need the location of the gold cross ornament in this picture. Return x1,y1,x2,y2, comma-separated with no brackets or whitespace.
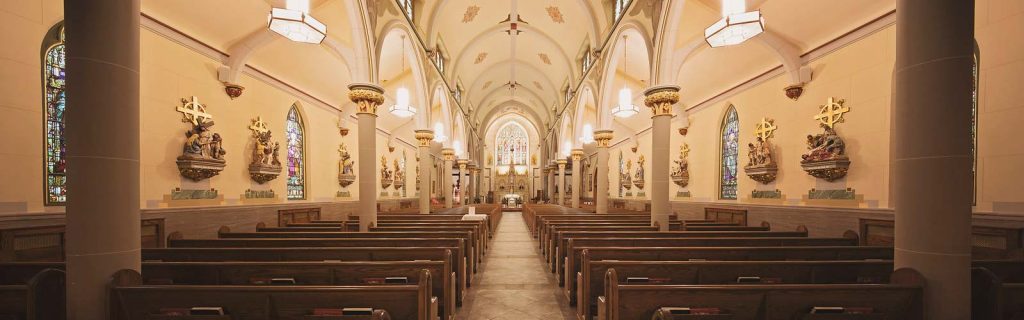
680,143,690,158
176,96,213,126
754,117,777,140
249,116,270,135
814,97,850,128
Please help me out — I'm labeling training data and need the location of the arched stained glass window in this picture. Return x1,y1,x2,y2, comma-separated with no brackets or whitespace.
495,123,528,166
720,106,739,200
286,106,306,200
43,23,67,206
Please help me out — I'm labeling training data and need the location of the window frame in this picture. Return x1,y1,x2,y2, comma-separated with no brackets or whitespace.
719,105,739,200
42,22,67,206
285,105,307,200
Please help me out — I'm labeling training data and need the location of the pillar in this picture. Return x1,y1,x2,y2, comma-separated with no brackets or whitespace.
556,159,567,206
65,0,141,316
892,1,974,318
547,165,556,203
643,85,680,231
457,159,469,205
442,148,455,208
571,149,584,208
348,83,385,231
415,130,434,214
594,130,614,214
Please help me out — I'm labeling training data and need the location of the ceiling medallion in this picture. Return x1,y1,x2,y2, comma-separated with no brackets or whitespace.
474,52,488,64
533,81,544,90
538,53,552,65
546,6,565,23
482,81,492,90
463,6,481,23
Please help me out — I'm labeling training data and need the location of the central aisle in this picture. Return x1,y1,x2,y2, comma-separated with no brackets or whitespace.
455,211,575,320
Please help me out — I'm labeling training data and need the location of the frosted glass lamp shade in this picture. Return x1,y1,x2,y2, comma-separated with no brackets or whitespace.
269,8,327,44
705,11,765,48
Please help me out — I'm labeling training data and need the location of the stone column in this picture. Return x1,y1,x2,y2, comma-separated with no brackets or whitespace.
348,83,385,231
547,165,556,202
64,0,141,316
466,163,476,204
594,130,614,214
541,168,550,201
556,159,567,206
571,149,584,208
457,159,469,205
415,129,434,214
442,148,455,208
892,1,974,319
643,85,680,230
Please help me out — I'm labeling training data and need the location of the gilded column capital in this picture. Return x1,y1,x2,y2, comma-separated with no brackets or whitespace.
571,149,584,161
643,85,680,117
347,83,385,115
441,148,455,161
414,129,435,147
555,159,567,169
457,159,468,169
593,129,614,148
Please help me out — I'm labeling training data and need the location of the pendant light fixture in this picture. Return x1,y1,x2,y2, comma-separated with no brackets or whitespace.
389,35,417,118
611,35,639,118
705,0,765,48
268,0,327,44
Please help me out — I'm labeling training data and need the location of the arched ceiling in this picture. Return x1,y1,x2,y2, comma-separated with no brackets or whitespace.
421,0,607,128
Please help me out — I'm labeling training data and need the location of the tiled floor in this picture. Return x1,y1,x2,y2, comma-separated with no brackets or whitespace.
454,212,576,320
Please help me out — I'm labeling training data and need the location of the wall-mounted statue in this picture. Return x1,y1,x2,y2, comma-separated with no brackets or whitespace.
633,155,646,189
671,143,690,187
392,159,405,189
621,159,633,190
175,96,226,181
380,155,393,189
745,118,779,184
247,117,282,184
337,143,355,187
801,97,852,181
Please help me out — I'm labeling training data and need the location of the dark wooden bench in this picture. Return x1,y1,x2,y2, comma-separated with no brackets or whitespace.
0,268,64,320
597,268,924,320
972,264,1024,320
110,268,437,320
368,226,486,255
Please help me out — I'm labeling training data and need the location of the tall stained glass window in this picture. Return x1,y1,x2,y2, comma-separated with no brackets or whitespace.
719,106,739,200
495,123,528,166
972,43,979,205
43,24,67,206
286,106,306,200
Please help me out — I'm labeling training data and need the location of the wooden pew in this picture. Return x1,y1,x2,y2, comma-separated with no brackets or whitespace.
972,264,1024,320
0,268,64,320
369,226,487,254
542,225,660,256
540,223,660,253
563,235,861,289
597,268,925,320
552,229,815,276
214,228,481,275
578,260,895,320
110,269,438,320
141,246,467,306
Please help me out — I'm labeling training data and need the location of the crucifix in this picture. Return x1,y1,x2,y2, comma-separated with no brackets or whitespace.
814,97,850,128
754,117,777,140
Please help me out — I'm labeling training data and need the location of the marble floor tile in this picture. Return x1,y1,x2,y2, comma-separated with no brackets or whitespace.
455,212,575,320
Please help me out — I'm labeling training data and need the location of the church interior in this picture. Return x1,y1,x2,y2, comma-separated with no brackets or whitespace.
1,0,1021,319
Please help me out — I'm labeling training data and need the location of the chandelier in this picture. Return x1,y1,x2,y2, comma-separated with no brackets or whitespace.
704,0,764,48
389,36,417,117
611,35,638,118
268,0,326,44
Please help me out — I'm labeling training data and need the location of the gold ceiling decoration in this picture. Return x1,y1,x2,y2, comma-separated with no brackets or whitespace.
474,52,488,64
546,6,565,23
462,6,480,23
538,53,551,65
533,81,544,90
482,81,493,90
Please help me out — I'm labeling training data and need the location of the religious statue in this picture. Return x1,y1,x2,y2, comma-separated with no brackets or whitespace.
337,143,355,187
633,155,646,189
621,159,633,190
801,98,852,181
175,96,226,181
392,159,405,189
247,117,282,184
671,143,690,187
380,155,393,189
744,136,778,184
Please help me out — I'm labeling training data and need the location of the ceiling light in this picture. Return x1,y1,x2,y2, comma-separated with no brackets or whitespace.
389,87,417,117
268,4,327,44
433,122,447,142
705,0,764,48
580,123,595,144
611,88,639,118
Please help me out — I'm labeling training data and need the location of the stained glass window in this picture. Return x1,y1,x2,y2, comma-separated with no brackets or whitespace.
286,106,306,200
720,106,739,200
972,43,979,205
44,25,67,206
495,123,528,166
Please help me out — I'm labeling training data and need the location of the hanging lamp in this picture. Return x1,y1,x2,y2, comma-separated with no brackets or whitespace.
611,35,639,118
705,0,765,48
268,0,327,44
389,35,417,117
